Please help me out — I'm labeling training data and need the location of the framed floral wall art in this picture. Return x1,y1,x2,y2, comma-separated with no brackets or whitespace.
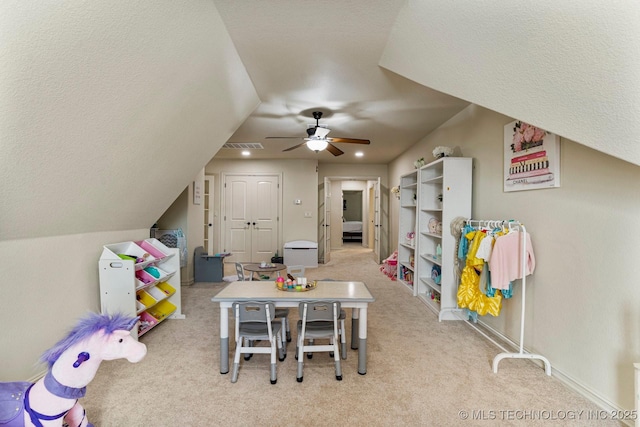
504,120,560,192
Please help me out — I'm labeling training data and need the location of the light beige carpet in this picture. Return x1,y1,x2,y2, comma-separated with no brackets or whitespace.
83,245,622,426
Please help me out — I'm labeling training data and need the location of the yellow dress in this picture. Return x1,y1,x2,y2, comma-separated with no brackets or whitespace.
457,230,502,316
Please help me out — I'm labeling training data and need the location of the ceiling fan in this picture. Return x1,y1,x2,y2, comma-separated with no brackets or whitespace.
266,111,370,156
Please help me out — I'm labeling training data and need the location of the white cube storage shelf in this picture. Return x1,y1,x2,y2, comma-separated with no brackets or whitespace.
397,170,418,292
396,158,472,321
416,157,472,321
99,238,184,339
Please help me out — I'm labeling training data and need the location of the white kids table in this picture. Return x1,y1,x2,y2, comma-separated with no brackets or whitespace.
211,280,375,375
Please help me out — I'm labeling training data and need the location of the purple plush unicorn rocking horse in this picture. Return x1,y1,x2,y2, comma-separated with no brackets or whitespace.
0,312,147,427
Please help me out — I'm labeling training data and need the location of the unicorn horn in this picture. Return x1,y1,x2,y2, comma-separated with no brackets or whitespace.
125,316,141,331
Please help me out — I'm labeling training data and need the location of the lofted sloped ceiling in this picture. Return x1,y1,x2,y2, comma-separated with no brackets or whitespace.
211,0,470,164
380,0,640,167
210,1,640,167
4,1,637,241
0,2,259,241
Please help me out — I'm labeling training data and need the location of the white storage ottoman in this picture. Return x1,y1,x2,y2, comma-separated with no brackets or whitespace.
284,240,318,268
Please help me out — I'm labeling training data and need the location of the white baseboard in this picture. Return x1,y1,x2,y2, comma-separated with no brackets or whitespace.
467,319,634,427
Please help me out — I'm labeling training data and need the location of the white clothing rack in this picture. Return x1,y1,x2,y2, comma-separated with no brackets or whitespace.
464,219,551,376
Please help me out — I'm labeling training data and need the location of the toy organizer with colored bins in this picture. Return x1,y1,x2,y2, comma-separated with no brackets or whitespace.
99,238,184,339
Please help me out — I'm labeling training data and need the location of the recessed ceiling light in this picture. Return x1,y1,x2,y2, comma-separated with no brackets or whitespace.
241,151,250,156
355,152,364,157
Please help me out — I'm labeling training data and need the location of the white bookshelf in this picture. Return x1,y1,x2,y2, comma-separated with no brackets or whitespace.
416,157,472,320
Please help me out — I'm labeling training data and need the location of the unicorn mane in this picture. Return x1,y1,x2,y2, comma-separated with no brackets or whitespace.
41,312,138,367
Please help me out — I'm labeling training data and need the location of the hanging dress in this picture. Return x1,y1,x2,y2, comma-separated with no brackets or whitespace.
488,231,536,290
457,228,503,316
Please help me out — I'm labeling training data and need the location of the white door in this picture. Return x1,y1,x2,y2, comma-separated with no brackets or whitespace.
204,175,215,254
330,180,343,249
368,185,375,248
223,174,280,263
320,177,331,263
318,179,326,263
373,178,381,263
252,177,279,261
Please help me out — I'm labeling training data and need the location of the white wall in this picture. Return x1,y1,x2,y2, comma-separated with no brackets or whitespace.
185,170,206,284
156,169,205,286
202,161,389,256
205,159,319,255
389,104,640,412
0,229,148,380
319,164,388,184
381,0,640,167
0,1,259,242
0,2,258,381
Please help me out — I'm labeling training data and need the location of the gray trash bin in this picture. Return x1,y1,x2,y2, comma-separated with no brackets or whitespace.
194,246,228,282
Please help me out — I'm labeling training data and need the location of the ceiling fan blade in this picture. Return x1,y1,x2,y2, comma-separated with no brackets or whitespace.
266,136,304,140
282,142,307,152
325,143,344,156
326,137,370,144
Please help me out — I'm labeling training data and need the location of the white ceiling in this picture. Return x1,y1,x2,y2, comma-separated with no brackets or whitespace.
211,0,469,164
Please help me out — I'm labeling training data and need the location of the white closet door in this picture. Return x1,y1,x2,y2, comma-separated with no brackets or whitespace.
252,176,279,261
225,176,252,262
223,174,280,263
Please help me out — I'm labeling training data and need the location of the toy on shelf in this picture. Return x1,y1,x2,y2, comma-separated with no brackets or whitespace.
0,312,146,427
428,218,443,236
405,231,415,246
431,265,442,285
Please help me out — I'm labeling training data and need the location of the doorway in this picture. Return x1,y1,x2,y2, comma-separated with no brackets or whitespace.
342,190,363,243
322,176,385,264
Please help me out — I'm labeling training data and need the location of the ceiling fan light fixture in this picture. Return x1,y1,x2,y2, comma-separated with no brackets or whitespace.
270,110,369,156
306,139,329,152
